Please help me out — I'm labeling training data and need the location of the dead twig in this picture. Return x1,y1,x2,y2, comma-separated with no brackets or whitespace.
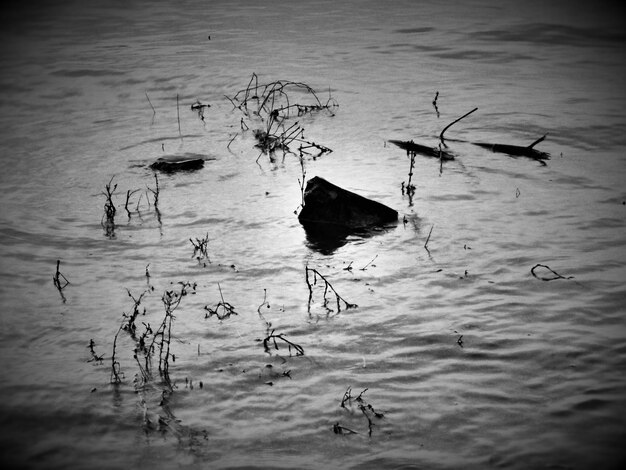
338,387,384,437
424,224,434,251
439,107,478,147
432,91,440,118
305,266,357,314
360,255,378,271
191,100,210,122
145,91,156,115
125,189,141,218
101,176,117,238
176,93,182,140
531,264,574,281
190,232,210,263
146,173,161,225
52,259,70,290
263,330,304,356
88,339,104,364
228,74,337,160
204,283,238,320
333,422,358,435
52,259,70,303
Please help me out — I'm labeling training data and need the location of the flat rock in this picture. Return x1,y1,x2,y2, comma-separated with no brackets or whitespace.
150,153,213,173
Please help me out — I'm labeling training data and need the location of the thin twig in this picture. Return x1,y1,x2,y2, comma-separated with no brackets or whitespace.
360,255,378,271
125,189,140,218
432,91,440,118
531,264,574,281
176,93,181,139
204,283,238,320
305,266,357,312
424,224,434,249
145,91,156,115
227,133,238,149
263,330,304,356
439,107,478,147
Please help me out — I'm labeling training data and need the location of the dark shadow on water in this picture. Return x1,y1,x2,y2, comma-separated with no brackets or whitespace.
302,221,398,255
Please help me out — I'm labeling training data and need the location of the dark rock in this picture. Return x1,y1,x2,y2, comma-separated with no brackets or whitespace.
298,176,398,230
150,153,211,173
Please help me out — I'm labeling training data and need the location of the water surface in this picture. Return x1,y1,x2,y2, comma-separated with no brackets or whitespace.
1,1,625,469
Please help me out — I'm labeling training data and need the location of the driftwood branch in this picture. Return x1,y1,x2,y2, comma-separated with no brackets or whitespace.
528,134,547,148
388,139,455,161
439,107,478,147
474,134,550,164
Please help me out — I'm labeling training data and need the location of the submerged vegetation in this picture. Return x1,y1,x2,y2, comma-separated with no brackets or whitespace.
226,73,337,161
190,232,210,264
335,387,385,437
204,283,238,320
100,174,162,238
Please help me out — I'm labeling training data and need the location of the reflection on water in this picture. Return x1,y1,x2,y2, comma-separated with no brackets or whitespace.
302,221,399,255
1,0,626,469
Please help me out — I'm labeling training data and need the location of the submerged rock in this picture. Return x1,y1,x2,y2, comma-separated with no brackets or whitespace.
298,176,398,229
150,153,212,173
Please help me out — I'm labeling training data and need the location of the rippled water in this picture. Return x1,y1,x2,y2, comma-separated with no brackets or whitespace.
1,1,625,469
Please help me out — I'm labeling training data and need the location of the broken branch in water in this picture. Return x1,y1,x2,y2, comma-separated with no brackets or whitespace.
257,289,271,326
87,339,104,364
473,134,550,165
53,259,70,290
424,224,434,251
388,139,455,161
256,290,303,359
146,173,161,224
101,176,117,238
405,145,416,196
360,254,378,271
227,132,238,150
204,283,238,320
228,74,337,160
147,173,160,207
53,259,70,302
176,93,182,139
262,330,304,356
190,232,210,264
530,263,574,281
333,422,359,435
145,91,156,115
297,156,307,213
305,266,357,313
439,107,478,147
125,189,141,218
388,108,477,161
191,100,210,123
338,386,384,437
